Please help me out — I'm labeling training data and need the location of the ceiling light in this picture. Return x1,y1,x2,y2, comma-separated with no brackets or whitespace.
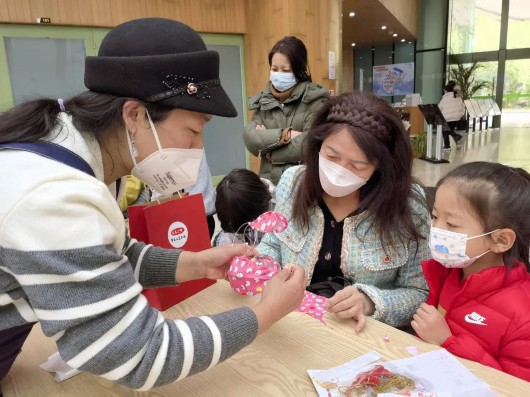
351,43,356,47
408,41,412,44
401,38,406,42
349,12,355,17
393,33,398,37
381,25,387,30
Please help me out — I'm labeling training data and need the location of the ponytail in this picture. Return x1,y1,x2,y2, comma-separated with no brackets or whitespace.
0,99,61,143
0,91,172,144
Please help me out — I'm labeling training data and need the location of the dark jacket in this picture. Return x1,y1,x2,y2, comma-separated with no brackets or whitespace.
243,81,328,185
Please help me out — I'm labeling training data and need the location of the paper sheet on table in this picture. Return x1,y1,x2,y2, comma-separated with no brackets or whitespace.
40,351,81,382
307,351,382,396
308,349,497,397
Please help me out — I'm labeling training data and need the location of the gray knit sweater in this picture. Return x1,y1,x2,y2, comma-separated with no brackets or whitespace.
0,113,258,389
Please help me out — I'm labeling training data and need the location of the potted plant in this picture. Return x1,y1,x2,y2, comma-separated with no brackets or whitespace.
410,134,427,158
449,61,492,100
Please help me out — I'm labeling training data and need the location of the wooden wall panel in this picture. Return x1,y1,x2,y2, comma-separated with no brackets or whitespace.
0,0,247,33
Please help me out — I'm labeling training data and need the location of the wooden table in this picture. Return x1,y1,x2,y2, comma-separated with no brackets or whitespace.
2,281,528,396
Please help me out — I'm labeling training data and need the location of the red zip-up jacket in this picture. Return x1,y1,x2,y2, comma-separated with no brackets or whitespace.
422,259,530,382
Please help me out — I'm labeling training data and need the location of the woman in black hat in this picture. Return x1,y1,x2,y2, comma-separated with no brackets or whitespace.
0,18,305,390
243,36,329,185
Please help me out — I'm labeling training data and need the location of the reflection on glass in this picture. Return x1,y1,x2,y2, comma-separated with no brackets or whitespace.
449,0,501,54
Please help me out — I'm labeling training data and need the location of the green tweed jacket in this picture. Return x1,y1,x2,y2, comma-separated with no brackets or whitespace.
257,166,431,327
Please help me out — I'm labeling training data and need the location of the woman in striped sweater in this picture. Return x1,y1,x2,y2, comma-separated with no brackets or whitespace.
0,18,306,390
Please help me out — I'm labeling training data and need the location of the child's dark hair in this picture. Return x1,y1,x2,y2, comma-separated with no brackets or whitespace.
215,168,272,234
437,162,530,270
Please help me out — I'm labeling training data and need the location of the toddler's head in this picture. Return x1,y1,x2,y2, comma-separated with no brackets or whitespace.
434,162,530,270
216,168,272,235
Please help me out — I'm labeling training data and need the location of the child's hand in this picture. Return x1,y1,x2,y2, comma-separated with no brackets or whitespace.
411,303,452,345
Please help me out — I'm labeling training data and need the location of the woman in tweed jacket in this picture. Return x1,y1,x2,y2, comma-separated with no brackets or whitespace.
257,91,431,330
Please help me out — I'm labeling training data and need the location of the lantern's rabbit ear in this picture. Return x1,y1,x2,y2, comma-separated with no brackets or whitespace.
249,211,289,234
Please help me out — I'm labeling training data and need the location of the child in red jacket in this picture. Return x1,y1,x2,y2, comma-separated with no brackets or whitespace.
411,161,530,381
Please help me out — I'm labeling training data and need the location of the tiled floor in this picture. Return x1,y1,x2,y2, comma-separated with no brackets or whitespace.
413,127,530,187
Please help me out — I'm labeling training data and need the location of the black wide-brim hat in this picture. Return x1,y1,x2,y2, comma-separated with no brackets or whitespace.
84,18,237,117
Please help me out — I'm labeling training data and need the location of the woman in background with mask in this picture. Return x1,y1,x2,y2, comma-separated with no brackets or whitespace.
243,36,329,185
0,18,306,390
257,91,431,331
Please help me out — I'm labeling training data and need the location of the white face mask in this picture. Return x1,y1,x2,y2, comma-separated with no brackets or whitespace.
270,71,297,92
318,154,367,197
429,226,497,269
126,111,203,195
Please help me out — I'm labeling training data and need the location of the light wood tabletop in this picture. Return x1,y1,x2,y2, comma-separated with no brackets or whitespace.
2,281,528,396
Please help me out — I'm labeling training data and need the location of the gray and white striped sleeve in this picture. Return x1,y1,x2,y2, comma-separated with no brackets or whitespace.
0,179,258,389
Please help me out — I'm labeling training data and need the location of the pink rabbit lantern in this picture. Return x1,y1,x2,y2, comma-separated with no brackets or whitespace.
228,211,288,296
228,254,280,296
249,211,288,234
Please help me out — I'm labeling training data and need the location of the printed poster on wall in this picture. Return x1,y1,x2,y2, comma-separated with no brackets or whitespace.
372,62,414,96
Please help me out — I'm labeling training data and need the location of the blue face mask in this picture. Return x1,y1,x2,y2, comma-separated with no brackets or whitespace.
270,71,297,92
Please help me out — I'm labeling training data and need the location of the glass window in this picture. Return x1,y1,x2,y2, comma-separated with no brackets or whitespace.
202,44,246,175
502,59,530,127
507,0,530,49
449,0,501,54
447,61,496,100
418,0,448,50
4,37,86,105
373,45,394,103
373,44,393,66
393,42,416,104
354,47,372,92
394,42,415,64
415,50,445,105
471,61,497,98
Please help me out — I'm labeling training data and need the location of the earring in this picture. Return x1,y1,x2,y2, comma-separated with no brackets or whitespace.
130,134,139,158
